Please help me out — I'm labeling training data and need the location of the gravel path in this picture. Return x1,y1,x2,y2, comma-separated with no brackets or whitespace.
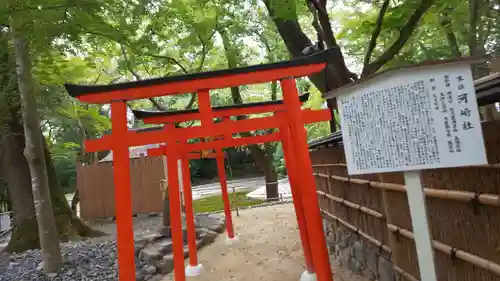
0,204,368,281
161,204,368,281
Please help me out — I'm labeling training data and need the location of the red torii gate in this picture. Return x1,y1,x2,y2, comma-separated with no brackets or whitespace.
134,94,313,276
64,49,335,281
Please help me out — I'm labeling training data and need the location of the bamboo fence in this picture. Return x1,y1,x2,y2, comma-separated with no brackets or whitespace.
317,190,500,278
309,121,500,281
314,173,500,207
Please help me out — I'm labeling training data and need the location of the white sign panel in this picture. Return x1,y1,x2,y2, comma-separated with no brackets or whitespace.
338,63,487,175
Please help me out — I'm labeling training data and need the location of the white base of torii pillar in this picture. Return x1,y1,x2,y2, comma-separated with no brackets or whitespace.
300,271,317,281
225,234,240,245
185,264,204,277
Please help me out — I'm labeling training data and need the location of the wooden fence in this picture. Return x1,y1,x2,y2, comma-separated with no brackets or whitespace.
76,156,165,220
310,120,500,281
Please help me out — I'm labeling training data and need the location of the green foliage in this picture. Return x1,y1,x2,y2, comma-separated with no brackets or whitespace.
3,0,496,196
336,0,499,71
304,87,331,141
268,0,298,19
49,142,79,193
272,143,287,179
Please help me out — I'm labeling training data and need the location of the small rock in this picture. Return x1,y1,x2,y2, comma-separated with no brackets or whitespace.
348,256,358,273
36,262,44,271
155,257,174,274
140,247,162,263
366,247,378,275
195,214,225,233
197,228,217,238
145,233,164,244
378,256,395,281
353,241,365,263
135,240,148,256
335,228,343,244
160,226,171,237
136,273,146,281
196,239,204,249
338,239,347,249
158,240,173,255
198,228,217,246
144,265,157,275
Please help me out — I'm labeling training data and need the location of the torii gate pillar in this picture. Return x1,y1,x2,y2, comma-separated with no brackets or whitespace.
110,101,136,281
281,78,333,281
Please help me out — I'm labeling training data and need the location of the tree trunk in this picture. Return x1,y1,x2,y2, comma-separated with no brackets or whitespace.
262,0,355,132
262,0,354,92
1,113,39,253
0,28,104,254
10,20,62,272
0,31,35,229
467,0,490,78
2,120,105,254
263,161,279,202
0,97,39,253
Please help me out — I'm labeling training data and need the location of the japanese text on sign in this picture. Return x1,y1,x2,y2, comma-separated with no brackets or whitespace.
338,64,487,175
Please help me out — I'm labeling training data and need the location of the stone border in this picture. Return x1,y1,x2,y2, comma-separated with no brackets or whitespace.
134,213,226,281
322,218,397,281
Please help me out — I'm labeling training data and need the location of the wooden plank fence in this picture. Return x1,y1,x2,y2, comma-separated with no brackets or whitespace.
76,156,165,220
310,120,500,281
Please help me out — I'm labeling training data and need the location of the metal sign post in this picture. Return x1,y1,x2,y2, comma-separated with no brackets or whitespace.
336,62,487,280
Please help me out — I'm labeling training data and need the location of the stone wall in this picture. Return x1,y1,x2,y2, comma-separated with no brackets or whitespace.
323,219,395,281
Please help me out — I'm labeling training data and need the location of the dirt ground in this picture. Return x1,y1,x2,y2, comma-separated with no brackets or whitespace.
161,203,368,281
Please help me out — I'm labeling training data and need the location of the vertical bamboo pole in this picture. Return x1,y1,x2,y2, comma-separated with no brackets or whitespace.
110,101,136,281
281,78,334,281
378,174,401,266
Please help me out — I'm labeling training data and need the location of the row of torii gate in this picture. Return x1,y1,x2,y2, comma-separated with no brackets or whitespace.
65,49,336,281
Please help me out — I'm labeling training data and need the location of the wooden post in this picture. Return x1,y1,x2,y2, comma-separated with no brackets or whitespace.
281,122,315,275
216,148,235,238
181,155,199,267
110,101,136,281
281,78,334,281
232,185,239,217
165,125,186,281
